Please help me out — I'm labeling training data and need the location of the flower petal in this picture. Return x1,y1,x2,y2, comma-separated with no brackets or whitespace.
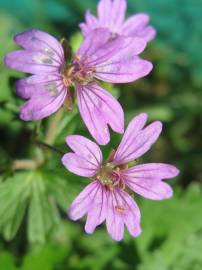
77,28,112,60
76,83,124,145
120,190,141,237
98,0,126,33
113,113,147,163
19,82,66,120
125,177,173,200
82,84,124,134
14,29,64,62
16,78,36,99
84,10,99,34
106,188,141,241
121,13,156,42
109,0,127,32
62,153,98,177
122,163,179,200
79,23,89,36
68,181,100,220
136,26,156,43
124,163,180,179
77,29,129,69
15,74,62,99
98,0,112,26
81,0,126,35
4,50,61,74
85,183,108,234
97,0,126,28
106,190,124,241
96,56,152,83
113,114,162,164
79,10,99,36
65,135,102,168
95,37,152,83
80,3,155,43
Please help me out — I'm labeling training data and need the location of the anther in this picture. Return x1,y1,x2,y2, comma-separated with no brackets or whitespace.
115,206,125,213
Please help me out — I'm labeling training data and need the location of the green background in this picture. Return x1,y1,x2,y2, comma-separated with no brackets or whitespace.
0,0,202,269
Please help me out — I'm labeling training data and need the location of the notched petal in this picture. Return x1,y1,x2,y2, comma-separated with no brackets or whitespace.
76,83,124,145
64,135,102,173
123,163,178,200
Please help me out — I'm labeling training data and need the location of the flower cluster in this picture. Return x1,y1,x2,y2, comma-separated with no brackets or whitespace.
4,0,179,241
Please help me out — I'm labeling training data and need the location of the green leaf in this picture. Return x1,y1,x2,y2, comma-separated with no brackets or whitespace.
21,243,67,270
0,13,23,125
0,171,63,244
136,184,202,269
0,13,23,100
54,108,79,145
0,252,18,270
28,172,60,244
46,175,71,211
3,198,27,240
0,172,31,240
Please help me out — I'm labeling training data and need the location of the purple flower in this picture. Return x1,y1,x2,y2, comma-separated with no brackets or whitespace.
80,0,156,42
5,29,152,145
62,113,179,241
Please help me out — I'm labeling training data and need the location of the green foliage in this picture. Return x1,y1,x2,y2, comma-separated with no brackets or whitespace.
0,252,18,270
136,184,202,270
27,172,60,243
54,108,79,145
21,243,68,270
0,172,71,244
0,13,23,126
0,172,30,240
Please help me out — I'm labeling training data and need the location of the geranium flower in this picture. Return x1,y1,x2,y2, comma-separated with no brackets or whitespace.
80,0,156,42
4,29,152,145
62,113,179,241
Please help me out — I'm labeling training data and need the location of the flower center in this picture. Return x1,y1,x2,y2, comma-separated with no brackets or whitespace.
95,163,126,191
62,56,95,87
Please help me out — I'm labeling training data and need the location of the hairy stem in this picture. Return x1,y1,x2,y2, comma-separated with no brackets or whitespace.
36,141,65,155
44,108,64,145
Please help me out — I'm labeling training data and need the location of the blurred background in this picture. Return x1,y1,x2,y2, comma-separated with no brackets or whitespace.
0,0,202,269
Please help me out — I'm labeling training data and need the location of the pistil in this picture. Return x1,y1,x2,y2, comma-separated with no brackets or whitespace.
95,162,126,191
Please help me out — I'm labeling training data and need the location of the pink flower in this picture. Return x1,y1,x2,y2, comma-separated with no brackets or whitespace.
62,113,179,241
4,29,152,145
80,0,156,42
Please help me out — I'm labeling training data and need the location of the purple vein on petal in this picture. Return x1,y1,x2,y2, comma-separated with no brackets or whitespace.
85,84,119,116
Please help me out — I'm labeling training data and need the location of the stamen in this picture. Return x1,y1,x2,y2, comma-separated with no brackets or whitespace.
66,66,74,77
63,91,73,111
115,206,125,213
63,76,72,87
75,55,81,61
102,179,113,185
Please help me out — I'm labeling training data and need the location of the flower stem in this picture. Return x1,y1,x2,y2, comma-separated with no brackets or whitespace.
44,108,64,145
10,108,66,172
36,141,65,155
